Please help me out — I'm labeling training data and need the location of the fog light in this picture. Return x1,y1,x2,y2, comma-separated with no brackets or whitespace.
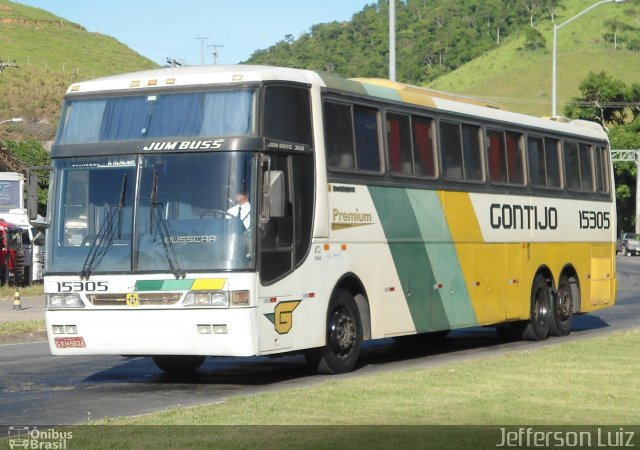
212,324,228,334
197,324,212,334
52,325,65,334
64,325,78,334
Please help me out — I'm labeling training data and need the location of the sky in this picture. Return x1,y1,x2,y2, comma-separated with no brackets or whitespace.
14,0,374,66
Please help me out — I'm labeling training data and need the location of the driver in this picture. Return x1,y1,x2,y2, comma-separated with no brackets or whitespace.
226,190,251,230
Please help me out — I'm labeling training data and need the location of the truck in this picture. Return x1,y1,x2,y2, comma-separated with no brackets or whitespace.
0,218,25,286
0,171,45,284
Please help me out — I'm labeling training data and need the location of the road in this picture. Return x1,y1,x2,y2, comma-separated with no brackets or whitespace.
1,256,639,426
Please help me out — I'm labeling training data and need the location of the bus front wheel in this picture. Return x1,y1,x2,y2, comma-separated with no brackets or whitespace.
152,355,206,375
522,274,552,341
306,288,363,374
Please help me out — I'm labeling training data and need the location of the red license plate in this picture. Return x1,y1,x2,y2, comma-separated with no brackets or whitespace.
54,337,86,348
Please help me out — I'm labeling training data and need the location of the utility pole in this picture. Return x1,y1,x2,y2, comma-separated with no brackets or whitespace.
195,37,209,65
389,0,396,81
207,44,224,65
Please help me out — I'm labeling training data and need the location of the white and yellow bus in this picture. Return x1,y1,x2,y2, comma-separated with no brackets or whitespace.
29,65,616,374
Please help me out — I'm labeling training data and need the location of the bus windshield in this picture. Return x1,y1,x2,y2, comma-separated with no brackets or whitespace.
57,88,256,144
49,152,256,275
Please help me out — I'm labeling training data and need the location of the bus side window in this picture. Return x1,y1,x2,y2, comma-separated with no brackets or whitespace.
579,143,595,192
440,121,463,180
595,146,610,194
563,142,581,191
545,138,562,188
528,136,546,186
264,86,312,145
413,116,436,177
387,112,412,175
324,102,355,170
353,106,381,172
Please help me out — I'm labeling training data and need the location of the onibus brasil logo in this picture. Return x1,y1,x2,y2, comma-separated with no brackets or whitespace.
8,426,73,449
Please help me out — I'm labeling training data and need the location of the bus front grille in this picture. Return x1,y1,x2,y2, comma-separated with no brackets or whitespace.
86,293,182,306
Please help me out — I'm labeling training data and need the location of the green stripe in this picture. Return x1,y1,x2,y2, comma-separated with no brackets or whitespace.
406,190,477,328
369,186,477,332
135,279,195,291
161,279,196,291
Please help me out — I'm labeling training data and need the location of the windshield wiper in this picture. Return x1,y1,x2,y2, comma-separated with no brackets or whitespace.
150,169,186,279
80,174,127,280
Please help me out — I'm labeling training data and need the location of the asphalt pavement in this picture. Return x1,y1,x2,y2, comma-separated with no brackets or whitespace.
0,296,45,323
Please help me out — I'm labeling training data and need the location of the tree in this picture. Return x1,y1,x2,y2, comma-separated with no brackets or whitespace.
564,71,629,129
3,140,50,212
566,72,640,233
519,0,541,27
521,27,546,51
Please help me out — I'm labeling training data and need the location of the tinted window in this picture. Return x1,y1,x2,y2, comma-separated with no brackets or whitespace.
387,113,412,175
441,122,464,180
545,138,562,188
441,121,483,182
595,146,610,194
59,89,256,144
324,102,355,170
564,143,580,190
528,136,546,186
413,116,436,177
488,130,524,185
264,86,312,145
564,142,595,192
324,101,381,173
354,106,381,172
579,143,594,192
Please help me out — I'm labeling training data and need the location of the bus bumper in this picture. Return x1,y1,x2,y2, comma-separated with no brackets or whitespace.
45,308,258,357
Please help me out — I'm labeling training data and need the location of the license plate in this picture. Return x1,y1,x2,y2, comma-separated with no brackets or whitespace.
54,337,86,349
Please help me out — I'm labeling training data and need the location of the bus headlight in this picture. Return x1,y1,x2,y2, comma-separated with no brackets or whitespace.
47,293,85,308
183,291,229,308
182,290,250,308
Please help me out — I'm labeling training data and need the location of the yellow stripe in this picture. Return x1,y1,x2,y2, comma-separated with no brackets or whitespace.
191,278,226,291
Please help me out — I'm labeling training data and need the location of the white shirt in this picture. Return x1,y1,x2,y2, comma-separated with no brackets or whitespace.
227,202,251,230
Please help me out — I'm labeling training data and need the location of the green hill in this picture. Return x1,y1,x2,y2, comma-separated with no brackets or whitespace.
428,0,640,117
0,0,158,140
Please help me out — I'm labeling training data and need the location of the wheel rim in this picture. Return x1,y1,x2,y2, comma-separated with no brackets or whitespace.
533,287,549,326
556,284,572,321
328,305,356,357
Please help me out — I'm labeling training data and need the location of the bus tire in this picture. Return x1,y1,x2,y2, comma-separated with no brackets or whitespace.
550,275,573,337
522,274,552,341
152,355,205,375
310,288,363,374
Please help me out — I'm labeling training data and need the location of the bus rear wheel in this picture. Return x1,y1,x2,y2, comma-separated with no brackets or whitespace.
306,288,363,374
152,355,206,375
522,274,552,341
550,274,574,336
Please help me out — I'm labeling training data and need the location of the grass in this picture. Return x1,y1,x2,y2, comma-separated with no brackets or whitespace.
0,318,44,335
0,283,43,299
1,329,637,449
428,0,640,117
94,329,640,426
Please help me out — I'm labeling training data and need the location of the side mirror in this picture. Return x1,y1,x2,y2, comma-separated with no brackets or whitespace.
27,165,51,224
262,170,285,219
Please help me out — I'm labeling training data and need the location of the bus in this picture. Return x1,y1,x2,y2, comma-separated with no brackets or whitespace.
28,65,616,375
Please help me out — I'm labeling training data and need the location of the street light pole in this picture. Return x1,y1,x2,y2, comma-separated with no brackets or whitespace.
551,0,626,117
389,0,396,81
